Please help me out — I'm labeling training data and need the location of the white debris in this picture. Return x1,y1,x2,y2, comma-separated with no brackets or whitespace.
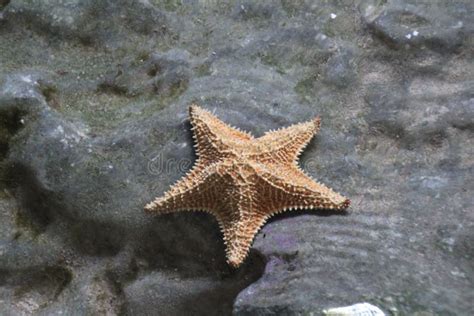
323,302,385,316
412,30,419,36
53,125,65,136
405,33,412,39
20,118,25,124
450,269,466,278
108,164,114,170
330,13,337,19
453,21,463,28
316,33,328,41
21,75,33,83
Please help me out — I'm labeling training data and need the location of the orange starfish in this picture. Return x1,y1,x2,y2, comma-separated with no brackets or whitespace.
145,104,350,267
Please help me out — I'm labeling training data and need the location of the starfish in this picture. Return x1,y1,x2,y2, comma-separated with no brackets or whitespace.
145,104,350,267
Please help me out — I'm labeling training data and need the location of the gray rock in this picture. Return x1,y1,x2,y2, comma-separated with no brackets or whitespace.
362,1,472,52
0,0,473,315
323,47,357,89
2,0,175,45
98,49,192,98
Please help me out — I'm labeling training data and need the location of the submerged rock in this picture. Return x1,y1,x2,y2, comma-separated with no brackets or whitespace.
0,0,473,315
362,1,470,52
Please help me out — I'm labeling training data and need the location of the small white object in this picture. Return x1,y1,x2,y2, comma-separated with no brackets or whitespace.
323,302,385,316
405,33,412,39
453,21,463,28
55,125,64,135
330,13,337,19
21,75,33,83
108,165,114,170
412,30,419,36
316,33,327,41
20,118,25,124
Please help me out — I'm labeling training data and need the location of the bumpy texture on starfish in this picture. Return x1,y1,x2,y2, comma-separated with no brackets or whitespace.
145,104,350,267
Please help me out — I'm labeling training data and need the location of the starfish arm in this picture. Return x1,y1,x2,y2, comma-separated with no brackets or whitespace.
144,164,222,214
254,164,350,215
219,213,267,268
189,104,254,164
214,185,267,267
252,117,321,164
